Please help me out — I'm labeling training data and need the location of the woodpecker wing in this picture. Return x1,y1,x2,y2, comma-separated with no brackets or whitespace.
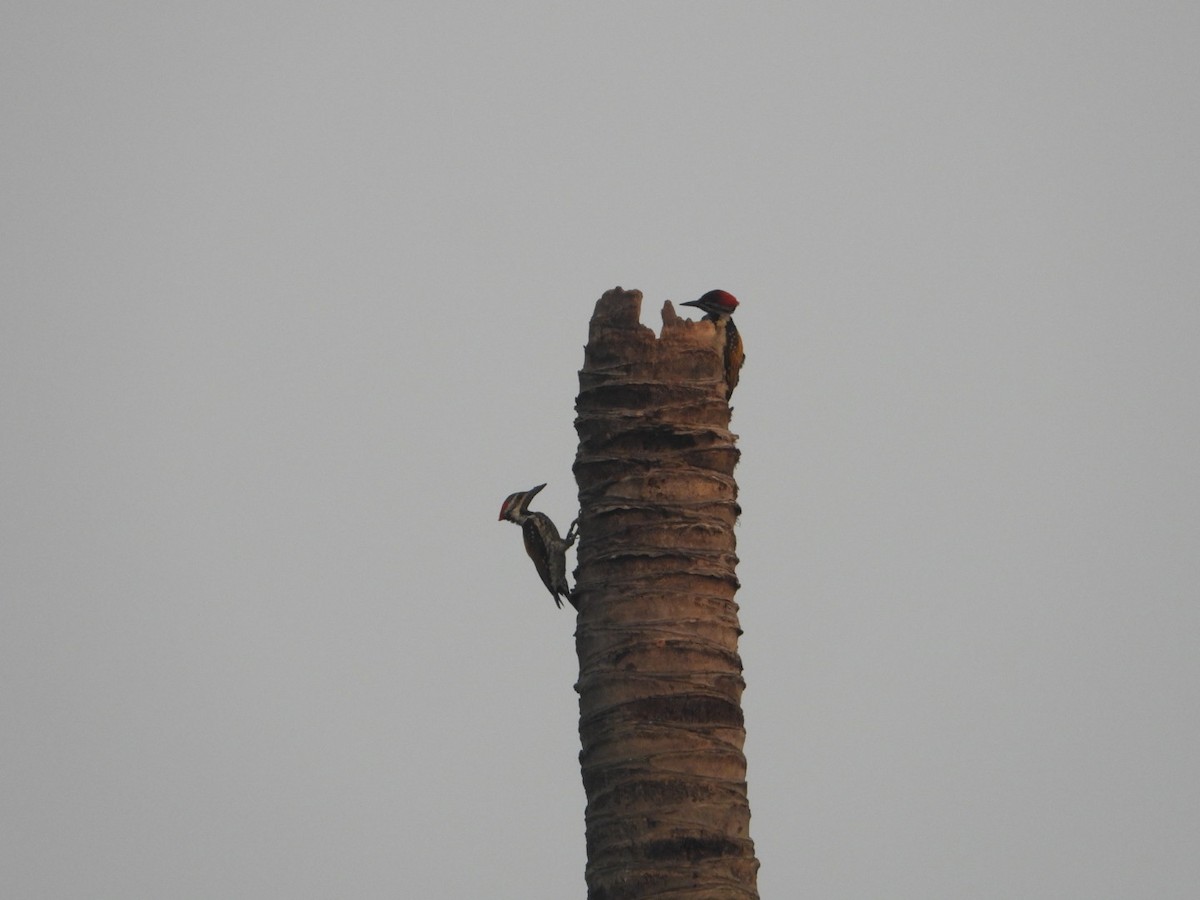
723,317,744,399
522,512,573,609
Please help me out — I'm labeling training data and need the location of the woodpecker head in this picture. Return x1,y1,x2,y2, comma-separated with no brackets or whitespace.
681,289,739,318
498,482,547,523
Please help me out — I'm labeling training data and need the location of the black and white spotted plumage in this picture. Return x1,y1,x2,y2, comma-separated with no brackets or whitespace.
498,483,578,609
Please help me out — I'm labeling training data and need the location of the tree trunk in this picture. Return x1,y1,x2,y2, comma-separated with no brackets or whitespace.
572,287,759,899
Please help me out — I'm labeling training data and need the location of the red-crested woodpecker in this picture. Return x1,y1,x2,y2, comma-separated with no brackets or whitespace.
498,483,578,610
681,289,744,400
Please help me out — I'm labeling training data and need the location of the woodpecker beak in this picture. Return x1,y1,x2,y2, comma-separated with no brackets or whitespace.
500,482,549,520
680,299,701,309
518,482,547,516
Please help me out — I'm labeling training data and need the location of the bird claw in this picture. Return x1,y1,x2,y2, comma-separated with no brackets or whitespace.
564,517,580,544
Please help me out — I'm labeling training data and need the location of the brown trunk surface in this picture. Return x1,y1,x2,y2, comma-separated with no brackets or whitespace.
572,287,758,899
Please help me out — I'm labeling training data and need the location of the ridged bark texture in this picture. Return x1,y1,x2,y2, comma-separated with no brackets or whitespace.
573,287,758,900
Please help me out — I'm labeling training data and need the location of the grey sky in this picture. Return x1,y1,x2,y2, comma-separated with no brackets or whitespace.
3,3,1198,898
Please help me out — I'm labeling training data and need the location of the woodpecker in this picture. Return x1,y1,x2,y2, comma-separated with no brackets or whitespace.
681,289,743,399
498,483,579,610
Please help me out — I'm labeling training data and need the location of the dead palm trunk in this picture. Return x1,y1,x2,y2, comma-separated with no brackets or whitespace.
572,287,758,899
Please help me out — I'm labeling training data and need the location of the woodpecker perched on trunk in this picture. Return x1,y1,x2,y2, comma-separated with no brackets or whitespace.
498,483,579,610
681,289,743,399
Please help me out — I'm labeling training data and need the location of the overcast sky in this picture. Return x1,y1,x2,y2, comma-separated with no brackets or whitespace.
3,3,1198,898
